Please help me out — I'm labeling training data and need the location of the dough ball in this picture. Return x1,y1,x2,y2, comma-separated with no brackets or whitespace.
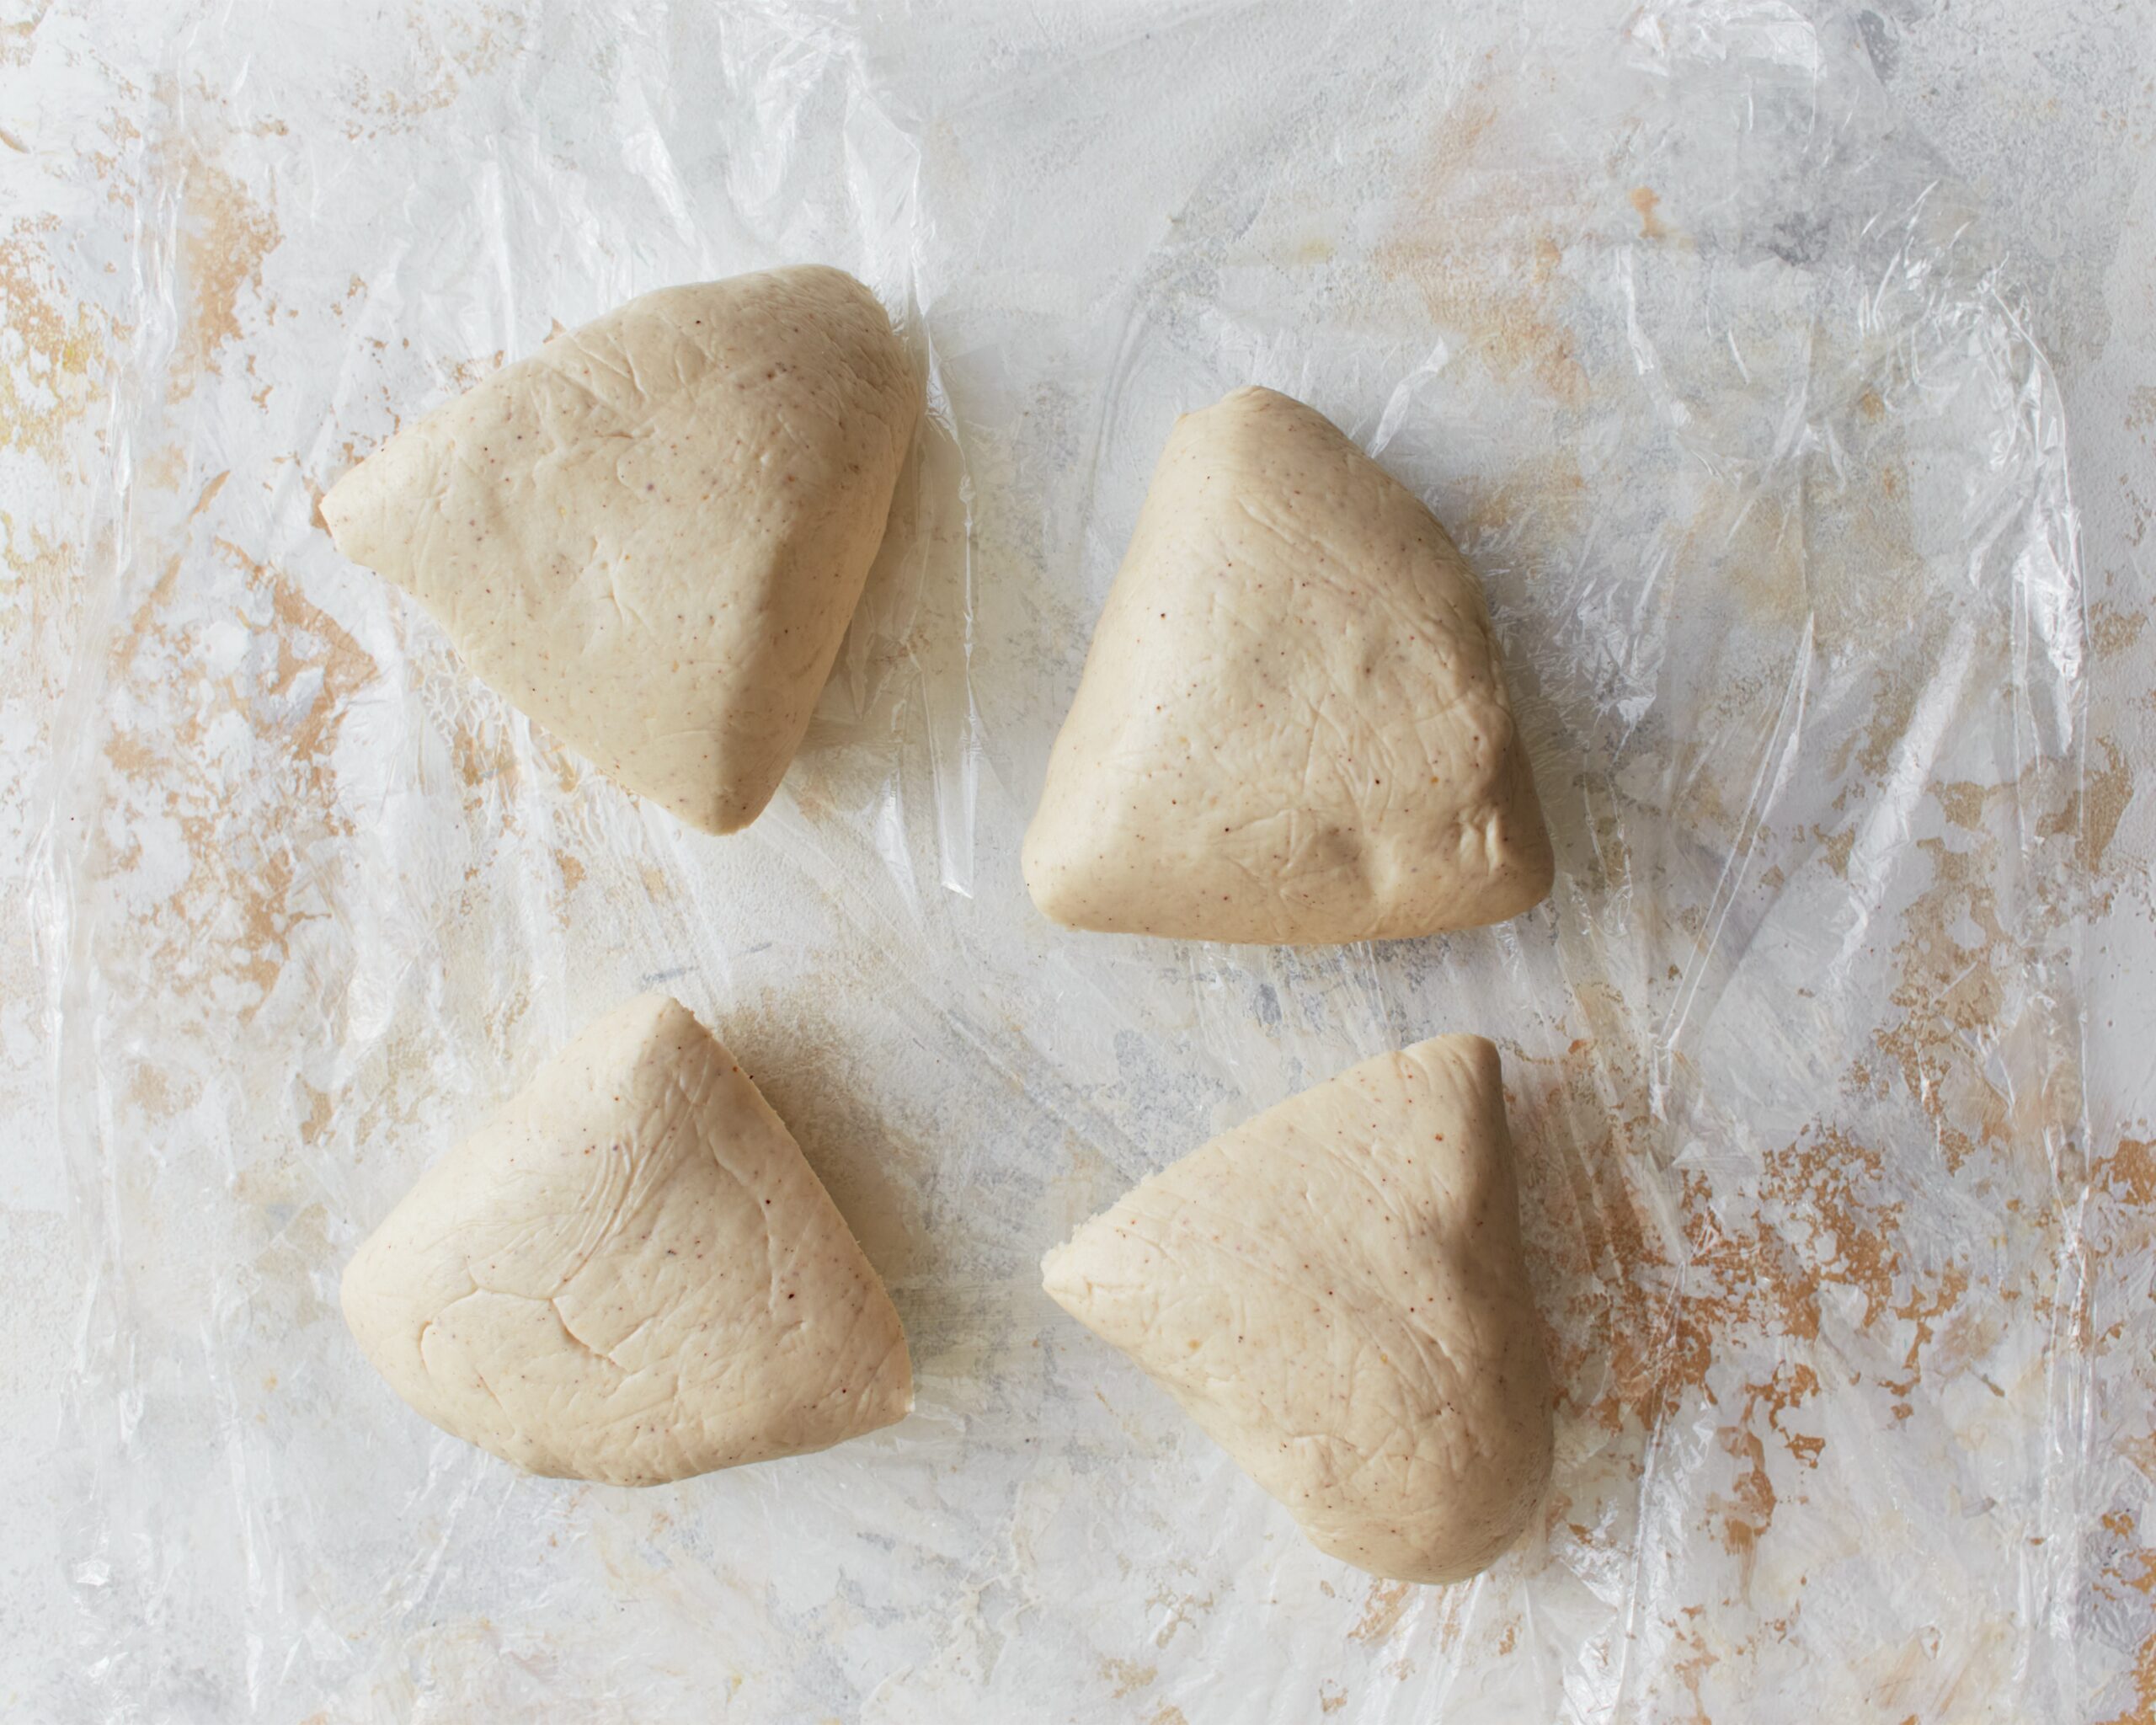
342,995,912,1485
1043,1035,1552,1583
323,266,921,834
1025,386,1552,943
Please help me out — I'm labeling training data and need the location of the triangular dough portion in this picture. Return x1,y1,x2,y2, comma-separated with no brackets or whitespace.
1042,1035,1551,1583
1024,386,1552,943
342,995,912,1485
323,266,920,834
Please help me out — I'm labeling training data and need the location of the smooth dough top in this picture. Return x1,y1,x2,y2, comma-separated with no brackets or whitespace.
323,265,920,834
1043,1035,1552,1583
1024,386,1553,944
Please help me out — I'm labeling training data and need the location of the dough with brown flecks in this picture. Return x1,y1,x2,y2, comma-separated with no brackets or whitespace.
1043,1035,1551,1583
342,995,911,1485
323,266,919,834
1025,387,1551,943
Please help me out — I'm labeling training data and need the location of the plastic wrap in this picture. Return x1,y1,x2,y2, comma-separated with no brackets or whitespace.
35,0,2097,1717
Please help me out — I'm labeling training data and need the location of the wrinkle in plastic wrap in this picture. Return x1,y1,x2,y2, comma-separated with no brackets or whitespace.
38,1,2095,1719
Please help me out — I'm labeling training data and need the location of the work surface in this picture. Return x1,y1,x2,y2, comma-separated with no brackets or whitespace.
4,2,2154,1720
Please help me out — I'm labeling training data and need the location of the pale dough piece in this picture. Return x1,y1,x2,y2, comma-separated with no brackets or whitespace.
322,266,921,834
341,995,911,1485
1041,1036,1552,1583
1023,386,1553,944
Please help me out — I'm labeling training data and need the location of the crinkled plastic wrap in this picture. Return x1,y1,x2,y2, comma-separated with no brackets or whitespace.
40,1,2094,1718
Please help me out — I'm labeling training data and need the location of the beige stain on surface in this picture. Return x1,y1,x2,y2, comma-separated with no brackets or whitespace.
168,136,278,393
1101,1658,1156,1698
1348,1579,1414,1645
2083,735,2134,873
140,443,189,490
1145,1582,1216,1650
1696,1126,1903,1343
1685,433,1925,665
1454,448,1590,563
1878,825,2057,1175
1710,1365,1822,1584
0,223,107,460
1,514,76,652
1374,90,1588,405
2095,1507,2156,1725
2104,1140,2156,1209
350,3,526,126
100,540,377,1023
2090,603,2148,660
439,346,507,395
296,1082,332,1146
449,708,523,797
1510,980,2003,1640
1511,1029,1691,1436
